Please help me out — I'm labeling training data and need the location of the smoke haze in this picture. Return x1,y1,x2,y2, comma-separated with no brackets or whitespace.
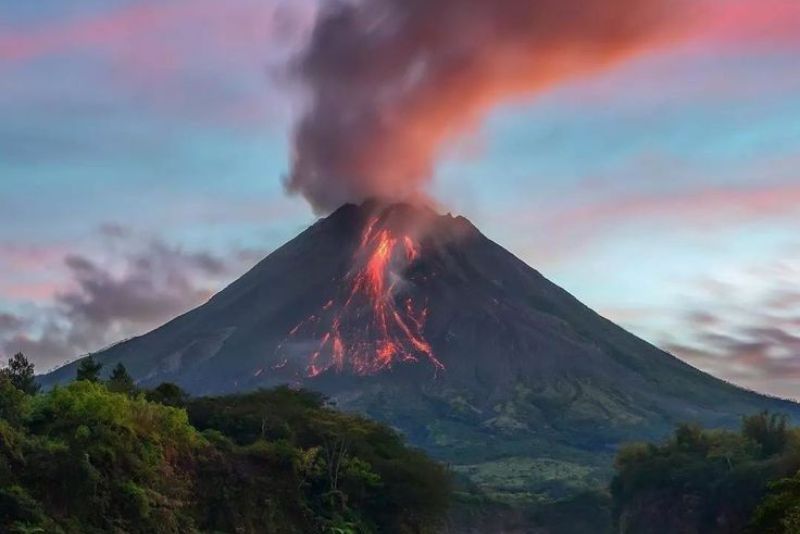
287,0,690,212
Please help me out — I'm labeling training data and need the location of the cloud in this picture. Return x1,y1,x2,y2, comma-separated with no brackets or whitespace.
0,0,313,65
0,230,258,371
0,0,317,126
0,313,26,334
652,248,800,399
698,0,800,48
550,181,800,232
0,243,69,272
497,181,800,266
286,0,691,212
57,245,219,327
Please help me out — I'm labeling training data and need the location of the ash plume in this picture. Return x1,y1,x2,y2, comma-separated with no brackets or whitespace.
286,0,689,213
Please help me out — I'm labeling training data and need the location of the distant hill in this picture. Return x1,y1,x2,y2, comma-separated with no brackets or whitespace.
42,200,800,499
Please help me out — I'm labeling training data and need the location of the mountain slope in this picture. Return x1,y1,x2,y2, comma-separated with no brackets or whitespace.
42,200,800,497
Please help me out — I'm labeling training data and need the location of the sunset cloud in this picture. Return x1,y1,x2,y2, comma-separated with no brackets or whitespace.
481,180,800,268
0,0,315,125
0,1,313,65
650,249,800,399
0,229,258,371
698,0,800,47
549,182,800,232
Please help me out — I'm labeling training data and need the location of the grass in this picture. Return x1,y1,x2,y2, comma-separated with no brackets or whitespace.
452,456,603,500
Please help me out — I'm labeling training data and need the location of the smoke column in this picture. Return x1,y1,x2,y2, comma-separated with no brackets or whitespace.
287,0,688,213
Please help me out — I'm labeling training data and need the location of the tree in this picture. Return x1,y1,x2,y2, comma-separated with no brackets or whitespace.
674,422,709,453
0,353,40,395
107,363,135,395
0,377,29,425
742,411,788,457
0,383,451,533
145,383,189,407
75,356,102,383
751,475,800,533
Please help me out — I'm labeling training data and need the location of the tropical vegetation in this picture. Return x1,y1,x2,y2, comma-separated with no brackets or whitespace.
0,354,450,534
612,412,800,533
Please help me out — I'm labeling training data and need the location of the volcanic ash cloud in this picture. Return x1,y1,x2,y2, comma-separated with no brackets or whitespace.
286,0,689,213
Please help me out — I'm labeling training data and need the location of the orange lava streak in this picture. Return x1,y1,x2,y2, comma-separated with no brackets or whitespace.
403,236,418,262
279,216,444,377
362,229,393,300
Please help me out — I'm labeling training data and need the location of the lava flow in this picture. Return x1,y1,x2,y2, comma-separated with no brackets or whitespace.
279,216,444,377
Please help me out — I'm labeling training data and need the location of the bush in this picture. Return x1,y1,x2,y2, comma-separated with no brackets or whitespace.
612,412,800,534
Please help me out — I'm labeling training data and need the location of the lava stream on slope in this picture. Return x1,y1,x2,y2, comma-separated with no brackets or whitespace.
278,216,444,377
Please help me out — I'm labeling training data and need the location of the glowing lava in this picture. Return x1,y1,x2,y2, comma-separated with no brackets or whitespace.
279,216,444,377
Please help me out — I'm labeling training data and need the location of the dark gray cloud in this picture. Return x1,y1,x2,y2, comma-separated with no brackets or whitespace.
57,245,219,327
0,313,26,334
1,231,258,372
662,250,800,399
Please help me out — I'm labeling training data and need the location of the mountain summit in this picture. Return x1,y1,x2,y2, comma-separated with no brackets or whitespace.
43,200,799,496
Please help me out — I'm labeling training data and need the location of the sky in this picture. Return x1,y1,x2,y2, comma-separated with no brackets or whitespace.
1,0,800,398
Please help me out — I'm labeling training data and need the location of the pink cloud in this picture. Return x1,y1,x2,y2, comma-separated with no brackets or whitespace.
3,1,795,71
0,0,316,125
0,244,71,302
548,182,800,233
0,1,313,64
0,243,68,270
491,181,800,266
698,0,800,47
1,282,64,302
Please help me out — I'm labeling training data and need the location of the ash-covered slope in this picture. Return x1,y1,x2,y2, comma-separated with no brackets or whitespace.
42,200,799,496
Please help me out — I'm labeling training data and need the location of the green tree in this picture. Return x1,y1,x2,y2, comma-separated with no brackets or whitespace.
75,356,102,383
612,412,798,534
20,381,199,532
0,378,29,426
742,411,788,457
145,383,189,407
186,387,451,532
107,363,135,395
0,383,451,533
0,353,40,395
751,474,800,533
674,422,709,453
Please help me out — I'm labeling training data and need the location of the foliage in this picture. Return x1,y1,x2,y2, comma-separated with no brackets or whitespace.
611,412,800,534
0,353,40,395
0,378,30,426
106,363,135,395
743,411,789,458
187,387,452,533
75,356,102,383
751,474,800,533
0,381,451,533
144,383,189,408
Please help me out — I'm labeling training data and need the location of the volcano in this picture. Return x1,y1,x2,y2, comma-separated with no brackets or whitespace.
43,200,800,497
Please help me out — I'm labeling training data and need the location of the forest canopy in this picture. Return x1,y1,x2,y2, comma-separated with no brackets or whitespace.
612,412,800,534
0,354,451,534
